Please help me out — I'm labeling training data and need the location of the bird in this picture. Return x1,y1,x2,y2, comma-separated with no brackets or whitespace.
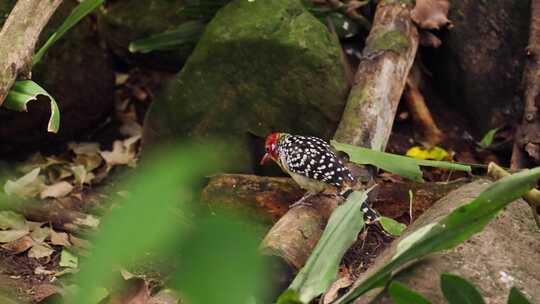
260,132,378,222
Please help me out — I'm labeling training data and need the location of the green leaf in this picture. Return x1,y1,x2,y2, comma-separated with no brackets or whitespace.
440,273,485,304
478,128,499,149
33,0,104,65
507,287,531,304
276,289,303,304
71,143,267,304
334,167,540,303
4,81,60,133
129,21,206,53
173,217,265,304
331,141,471,182
388,281,431,304
181,0,232,20
379,217,407,236
280,189,370,303
60,249,79,269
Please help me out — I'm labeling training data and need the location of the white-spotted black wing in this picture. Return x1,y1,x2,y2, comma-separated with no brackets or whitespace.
279,135,354,188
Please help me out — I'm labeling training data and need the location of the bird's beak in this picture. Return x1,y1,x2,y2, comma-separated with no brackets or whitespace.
260,153,271,165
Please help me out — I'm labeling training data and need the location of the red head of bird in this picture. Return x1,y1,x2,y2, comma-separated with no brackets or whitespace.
260,132,282,165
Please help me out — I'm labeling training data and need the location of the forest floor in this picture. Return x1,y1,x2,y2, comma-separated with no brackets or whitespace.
0,67,505,303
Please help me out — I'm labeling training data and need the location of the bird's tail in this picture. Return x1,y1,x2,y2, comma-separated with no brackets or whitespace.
340,187,380,224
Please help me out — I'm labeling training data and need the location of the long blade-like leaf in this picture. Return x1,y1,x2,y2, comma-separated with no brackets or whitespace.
277,189,371,303
129,21,206,53
335,167,540,303
33,0,104,65
388,281,432,304
440,273,485,304
507,287,531,304
4,80,60,133
331,141,471,182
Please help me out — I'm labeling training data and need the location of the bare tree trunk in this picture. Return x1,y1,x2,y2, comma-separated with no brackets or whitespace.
0,0,63,105
334,0,419,150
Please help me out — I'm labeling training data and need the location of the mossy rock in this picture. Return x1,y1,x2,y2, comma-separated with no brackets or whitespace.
98,0,191,71
143,0,348,171
0,0,114,156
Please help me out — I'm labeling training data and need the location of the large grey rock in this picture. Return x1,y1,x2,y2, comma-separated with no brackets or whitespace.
143,0,348,171
353,179,540,304
0,0,114,156
432,0,530,135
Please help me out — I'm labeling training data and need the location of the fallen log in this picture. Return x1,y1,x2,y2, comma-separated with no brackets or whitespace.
258,0,419,282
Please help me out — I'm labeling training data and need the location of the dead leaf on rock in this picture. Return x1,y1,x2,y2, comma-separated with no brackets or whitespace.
40,181,74,199
0,211,29,243
4,168,44,198
1,235,33,254
411,0,452,30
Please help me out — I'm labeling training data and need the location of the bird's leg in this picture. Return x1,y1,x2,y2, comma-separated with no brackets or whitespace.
290,191,317,208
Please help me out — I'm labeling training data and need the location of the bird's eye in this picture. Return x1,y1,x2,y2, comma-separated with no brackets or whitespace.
266,147,270,152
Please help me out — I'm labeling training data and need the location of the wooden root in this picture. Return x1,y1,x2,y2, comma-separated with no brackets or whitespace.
0,0,64,105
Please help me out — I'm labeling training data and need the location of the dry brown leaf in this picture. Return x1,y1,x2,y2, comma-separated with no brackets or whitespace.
50,230,71,247
71,165,95,185
411,0,452,30
28,243,54,259
30,226,49,243
69,234,92,250
322,273,354,304
100,138,139,167
73,215,100,229
34,266,55,275
1,235,33,254
4,168,44,198
40,181,74,199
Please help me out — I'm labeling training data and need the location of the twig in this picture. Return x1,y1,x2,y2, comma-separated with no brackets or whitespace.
487,162,540,228
403,63,444,148
0,0,63,105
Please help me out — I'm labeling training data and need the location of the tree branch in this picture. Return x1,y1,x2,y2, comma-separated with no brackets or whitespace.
0,0,63,105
